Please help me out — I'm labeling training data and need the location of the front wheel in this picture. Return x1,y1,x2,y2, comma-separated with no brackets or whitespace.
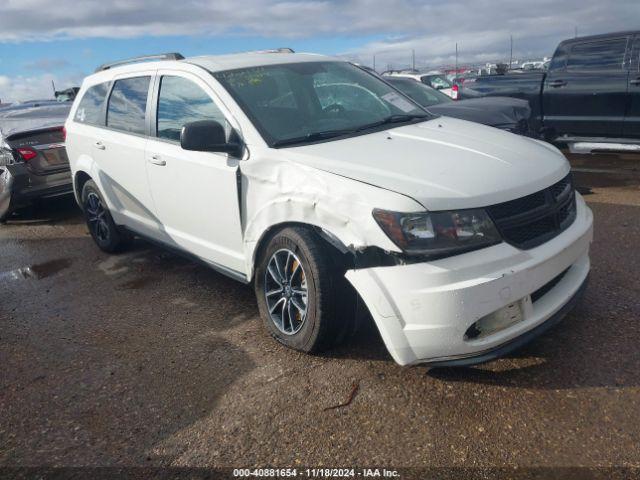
81,180,132,253
254,226,353,353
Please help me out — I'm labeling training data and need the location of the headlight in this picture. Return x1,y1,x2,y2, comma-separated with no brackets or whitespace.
373,208,501,257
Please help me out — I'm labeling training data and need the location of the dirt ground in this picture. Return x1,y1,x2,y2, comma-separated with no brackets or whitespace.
1,153,639,475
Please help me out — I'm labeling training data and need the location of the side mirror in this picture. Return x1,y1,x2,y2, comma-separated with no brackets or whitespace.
180,120,242,157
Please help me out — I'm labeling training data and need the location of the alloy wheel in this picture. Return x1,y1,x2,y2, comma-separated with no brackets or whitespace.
264,248,308,335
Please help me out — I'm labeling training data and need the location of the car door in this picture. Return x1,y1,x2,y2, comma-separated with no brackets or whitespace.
542,36,630,138
97,73,158,237
623,34,640,139
145,71,246,277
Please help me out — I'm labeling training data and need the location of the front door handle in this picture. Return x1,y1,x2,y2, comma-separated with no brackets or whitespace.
548,80,567,88
94,141,105,150
630,77,640,86
148,155,166,166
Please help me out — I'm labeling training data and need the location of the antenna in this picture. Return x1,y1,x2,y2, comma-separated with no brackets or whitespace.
509,35,513,69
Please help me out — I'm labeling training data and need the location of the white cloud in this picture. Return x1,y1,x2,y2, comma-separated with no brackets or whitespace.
0,73,82,103
0,0,639,98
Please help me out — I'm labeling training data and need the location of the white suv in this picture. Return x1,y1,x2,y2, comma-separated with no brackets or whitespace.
65,51,593,366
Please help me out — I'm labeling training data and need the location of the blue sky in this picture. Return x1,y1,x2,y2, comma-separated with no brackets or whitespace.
0,34,386,79
1,0,639,102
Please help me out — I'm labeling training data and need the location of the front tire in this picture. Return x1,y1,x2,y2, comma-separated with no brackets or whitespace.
81,180,132,253
254,226,353,353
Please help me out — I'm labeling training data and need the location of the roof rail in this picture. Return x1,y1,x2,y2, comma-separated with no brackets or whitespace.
95,52,185,72
245,47,295,54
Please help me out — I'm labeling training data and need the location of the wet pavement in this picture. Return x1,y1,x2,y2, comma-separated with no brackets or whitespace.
1,154,639,471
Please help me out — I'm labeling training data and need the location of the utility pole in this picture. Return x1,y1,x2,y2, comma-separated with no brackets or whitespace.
412,49,415,71
51,80,56,96
509,35,513,69
373,54,376,72
455,42,458,73
575,26,578,38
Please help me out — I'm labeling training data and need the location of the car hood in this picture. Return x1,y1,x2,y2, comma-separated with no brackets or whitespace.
427,97,530,128
281,116,569,211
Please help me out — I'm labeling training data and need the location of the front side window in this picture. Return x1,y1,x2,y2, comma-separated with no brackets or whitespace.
75,83,109,125
567,39,628,71
156,76,228,141
107,76,150,135
213,61,430,147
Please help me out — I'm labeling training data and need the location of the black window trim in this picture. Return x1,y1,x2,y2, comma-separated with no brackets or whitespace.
566,36,631,72
103,74,154,138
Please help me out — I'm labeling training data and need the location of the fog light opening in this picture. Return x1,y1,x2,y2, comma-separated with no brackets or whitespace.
464,300,526,341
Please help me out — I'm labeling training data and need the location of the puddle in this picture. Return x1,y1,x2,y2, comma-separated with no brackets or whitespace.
0,258,72,281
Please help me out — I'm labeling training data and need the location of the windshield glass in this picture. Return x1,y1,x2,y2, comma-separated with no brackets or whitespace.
387,79,452,107
213,61,432,147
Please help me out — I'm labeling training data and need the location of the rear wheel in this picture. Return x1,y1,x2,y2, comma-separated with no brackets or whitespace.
81,180,132,253
255,226,354,353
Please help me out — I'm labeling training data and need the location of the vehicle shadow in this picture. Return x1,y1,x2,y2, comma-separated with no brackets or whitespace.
3,194,81,225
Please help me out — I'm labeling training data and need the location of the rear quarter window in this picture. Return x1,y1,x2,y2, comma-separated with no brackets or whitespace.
74,83,109,125
107,76,151,135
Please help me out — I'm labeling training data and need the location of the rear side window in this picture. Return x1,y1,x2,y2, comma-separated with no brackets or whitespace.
75,83,109,125
107,76,150,135
567,38,628,71
156,76,228,141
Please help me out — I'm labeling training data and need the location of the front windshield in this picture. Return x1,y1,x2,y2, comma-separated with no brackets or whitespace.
387,79,452,107
213,61,432,147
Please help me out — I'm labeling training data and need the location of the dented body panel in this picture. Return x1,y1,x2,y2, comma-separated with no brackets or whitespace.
345,195,592,365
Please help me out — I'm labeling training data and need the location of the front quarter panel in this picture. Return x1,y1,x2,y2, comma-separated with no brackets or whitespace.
241,148,424,278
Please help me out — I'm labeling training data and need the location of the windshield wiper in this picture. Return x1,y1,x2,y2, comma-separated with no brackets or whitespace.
272,114,430,148
272,128,357,147
353,114,430,132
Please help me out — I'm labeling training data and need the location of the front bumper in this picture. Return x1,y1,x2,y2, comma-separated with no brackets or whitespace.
346,193,593,366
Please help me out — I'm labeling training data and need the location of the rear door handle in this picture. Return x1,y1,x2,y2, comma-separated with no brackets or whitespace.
548,80,567,88
630,77,640,86
148,155,166,166
94,141,105,150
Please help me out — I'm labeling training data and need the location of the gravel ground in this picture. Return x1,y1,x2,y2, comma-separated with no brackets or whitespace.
1,155,639,474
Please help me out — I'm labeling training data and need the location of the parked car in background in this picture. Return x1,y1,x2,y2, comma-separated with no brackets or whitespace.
385,77,532,135
65,50,592,367
0,102,72,221
461,30,640,151
383,70,459,99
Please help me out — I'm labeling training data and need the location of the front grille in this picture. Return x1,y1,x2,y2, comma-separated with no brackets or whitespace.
487,174,577,249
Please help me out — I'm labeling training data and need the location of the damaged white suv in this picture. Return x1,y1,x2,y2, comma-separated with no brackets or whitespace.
65,51,593,366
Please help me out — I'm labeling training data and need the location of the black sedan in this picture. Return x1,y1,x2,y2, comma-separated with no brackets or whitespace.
0,102,72,222
385,76,533,136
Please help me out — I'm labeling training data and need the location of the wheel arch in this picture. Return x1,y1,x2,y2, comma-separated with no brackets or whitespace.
73,170,92,208
248,221,352,282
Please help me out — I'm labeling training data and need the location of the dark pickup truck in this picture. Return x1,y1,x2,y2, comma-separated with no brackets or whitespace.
462,31,640,153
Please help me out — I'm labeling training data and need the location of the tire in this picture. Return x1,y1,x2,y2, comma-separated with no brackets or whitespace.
81,180,132,253
254,226,355,353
